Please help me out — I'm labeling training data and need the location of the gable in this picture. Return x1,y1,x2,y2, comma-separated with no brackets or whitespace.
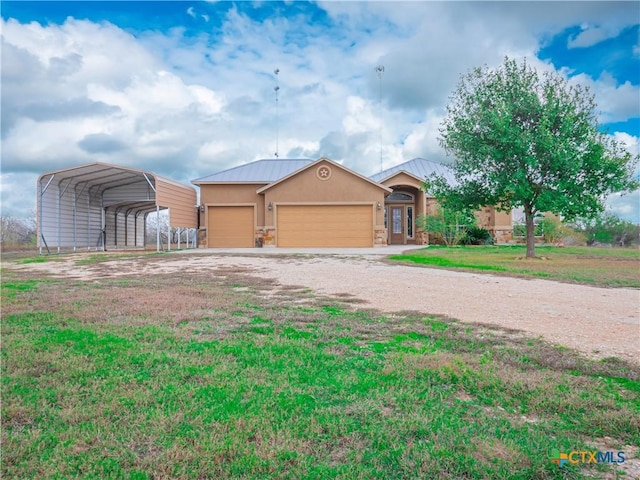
257,158,391,201
379,171,424,190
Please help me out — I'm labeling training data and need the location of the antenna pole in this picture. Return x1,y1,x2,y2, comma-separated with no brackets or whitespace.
375,65,384,172
274,68,280,158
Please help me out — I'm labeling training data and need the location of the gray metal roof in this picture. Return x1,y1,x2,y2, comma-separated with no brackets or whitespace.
369,157,454,184
192,159,314,184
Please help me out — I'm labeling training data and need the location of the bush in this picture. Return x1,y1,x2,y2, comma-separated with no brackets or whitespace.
539,216,586,246
416,207,477,246
461,227,494,245
513,223,543,237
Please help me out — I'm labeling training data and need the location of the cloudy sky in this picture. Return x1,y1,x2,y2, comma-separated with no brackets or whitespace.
2,1,639,221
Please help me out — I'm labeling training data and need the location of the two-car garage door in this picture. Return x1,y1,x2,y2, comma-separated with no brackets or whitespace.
208,204,373,248
277,205,372,247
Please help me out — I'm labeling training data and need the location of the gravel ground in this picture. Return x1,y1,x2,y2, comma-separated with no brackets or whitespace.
10,249,639,364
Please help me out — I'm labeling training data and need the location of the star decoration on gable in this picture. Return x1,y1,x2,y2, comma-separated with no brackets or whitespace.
317,166,332,180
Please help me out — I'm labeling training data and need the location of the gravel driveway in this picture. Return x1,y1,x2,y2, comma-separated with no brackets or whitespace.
9,248,640,364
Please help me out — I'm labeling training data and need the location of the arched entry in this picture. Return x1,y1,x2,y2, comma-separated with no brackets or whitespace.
384,188,416,245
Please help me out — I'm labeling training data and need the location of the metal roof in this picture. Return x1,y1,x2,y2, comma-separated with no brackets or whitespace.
369,158,455,184
37,162,191,199
192,159,314,184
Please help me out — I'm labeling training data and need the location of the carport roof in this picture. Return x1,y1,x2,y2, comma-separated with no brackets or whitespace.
37,162,197,224
38,162,190,198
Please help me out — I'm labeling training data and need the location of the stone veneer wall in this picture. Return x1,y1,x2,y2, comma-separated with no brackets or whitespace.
374,227,387,246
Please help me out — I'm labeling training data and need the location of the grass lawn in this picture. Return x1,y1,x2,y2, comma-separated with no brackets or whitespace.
2,256,639,479
390,245,640,288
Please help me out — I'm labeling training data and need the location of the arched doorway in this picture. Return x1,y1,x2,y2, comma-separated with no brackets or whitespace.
384,188,417,245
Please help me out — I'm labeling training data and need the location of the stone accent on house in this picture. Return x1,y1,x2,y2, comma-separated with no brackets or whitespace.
256,227,277,247
197,228,207,247
374,226,388,246
490,227,513,244
415,231,429,245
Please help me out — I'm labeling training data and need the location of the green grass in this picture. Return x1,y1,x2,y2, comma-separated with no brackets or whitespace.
17,256,48,264
390,245,640,287
2,268,638,479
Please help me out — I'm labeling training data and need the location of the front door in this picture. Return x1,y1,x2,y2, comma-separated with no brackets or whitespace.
389,206,404,244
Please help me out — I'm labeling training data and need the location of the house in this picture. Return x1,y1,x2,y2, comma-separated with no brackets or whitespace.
192,157,512,248
371,158,513,244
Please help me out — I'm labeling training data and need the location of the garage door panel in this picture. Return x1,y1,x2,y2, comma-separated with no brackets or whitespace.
208,206,254,247
277,205,372,247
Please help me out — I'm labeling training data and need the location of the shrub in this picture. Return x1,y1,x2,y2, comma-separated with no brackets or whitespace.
461,227,494,245
416,207,477,246
539,216,586,246
582,213,639,247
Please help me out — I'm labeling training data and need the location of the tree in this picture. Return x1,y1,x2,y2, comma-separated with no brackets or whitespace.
429,57,638,258
0,215,36,247
582,212,639,247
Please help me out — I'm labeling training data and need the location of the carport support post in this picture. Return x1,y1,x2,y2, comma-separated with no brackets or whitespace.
156,206,160,252
101,207,106,252
167,208,171,252
38,174,56,254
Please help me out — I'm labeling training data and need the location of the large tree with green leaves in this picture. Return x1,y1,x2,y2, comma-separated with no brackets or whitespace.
428,57,638,257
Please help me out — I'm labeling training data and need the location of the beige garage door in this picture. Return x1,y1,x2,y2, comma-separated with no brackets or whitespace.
277,205,373,247
208,206,254,247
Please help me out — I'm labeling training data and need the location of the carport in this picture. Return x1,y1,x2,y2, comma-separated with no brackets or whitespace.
37,162,197,253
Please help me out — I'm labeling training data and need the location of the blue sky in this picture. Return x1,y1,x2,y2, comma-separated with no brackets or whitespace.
1,1,639,221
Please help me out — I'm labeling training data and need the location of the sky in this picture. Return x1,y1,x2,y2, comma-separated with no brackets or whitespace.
1,1,639,222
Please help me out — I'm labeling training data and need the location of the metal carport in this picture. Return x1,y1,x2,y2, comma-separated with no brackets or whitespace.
37,162,197,253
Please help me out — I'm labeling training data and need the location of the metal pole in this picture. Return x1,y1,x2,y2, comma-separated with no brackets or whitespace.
57,184,61,253
167,209,171,252
274,68,280,158
376,65,385,173
156,206,160,252
73,190,77,252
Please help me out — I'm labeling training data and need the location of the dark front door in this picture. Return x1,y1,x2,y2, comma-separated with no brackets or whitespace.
389,206,404,244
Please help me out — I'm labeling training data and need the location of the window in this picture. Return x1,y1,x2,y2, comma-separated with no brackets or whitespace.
407,206,413,238
387,191,414,202
392,208,402,234
384,206,388,229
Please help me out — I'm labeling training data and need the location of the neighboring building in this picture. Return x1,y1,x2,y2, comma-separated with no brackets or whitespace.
192,157,512,248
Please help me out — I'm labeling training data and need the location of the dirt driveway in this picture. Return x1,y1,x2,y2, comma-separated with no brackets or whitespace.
8,250,640,364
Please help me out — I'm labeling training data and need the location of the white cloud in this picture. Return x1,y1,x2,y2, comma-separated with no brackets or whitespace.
568,72,640,124
1,3,638,222
568,24,622,49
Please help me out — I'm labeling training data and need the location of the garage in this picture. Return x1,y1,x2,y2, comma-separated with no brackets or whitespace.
277,204,373,247
208,206,254,247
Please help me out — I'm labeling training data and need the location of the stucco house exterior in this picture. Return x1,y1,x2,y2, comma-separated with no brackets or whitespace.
192,157,512,248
